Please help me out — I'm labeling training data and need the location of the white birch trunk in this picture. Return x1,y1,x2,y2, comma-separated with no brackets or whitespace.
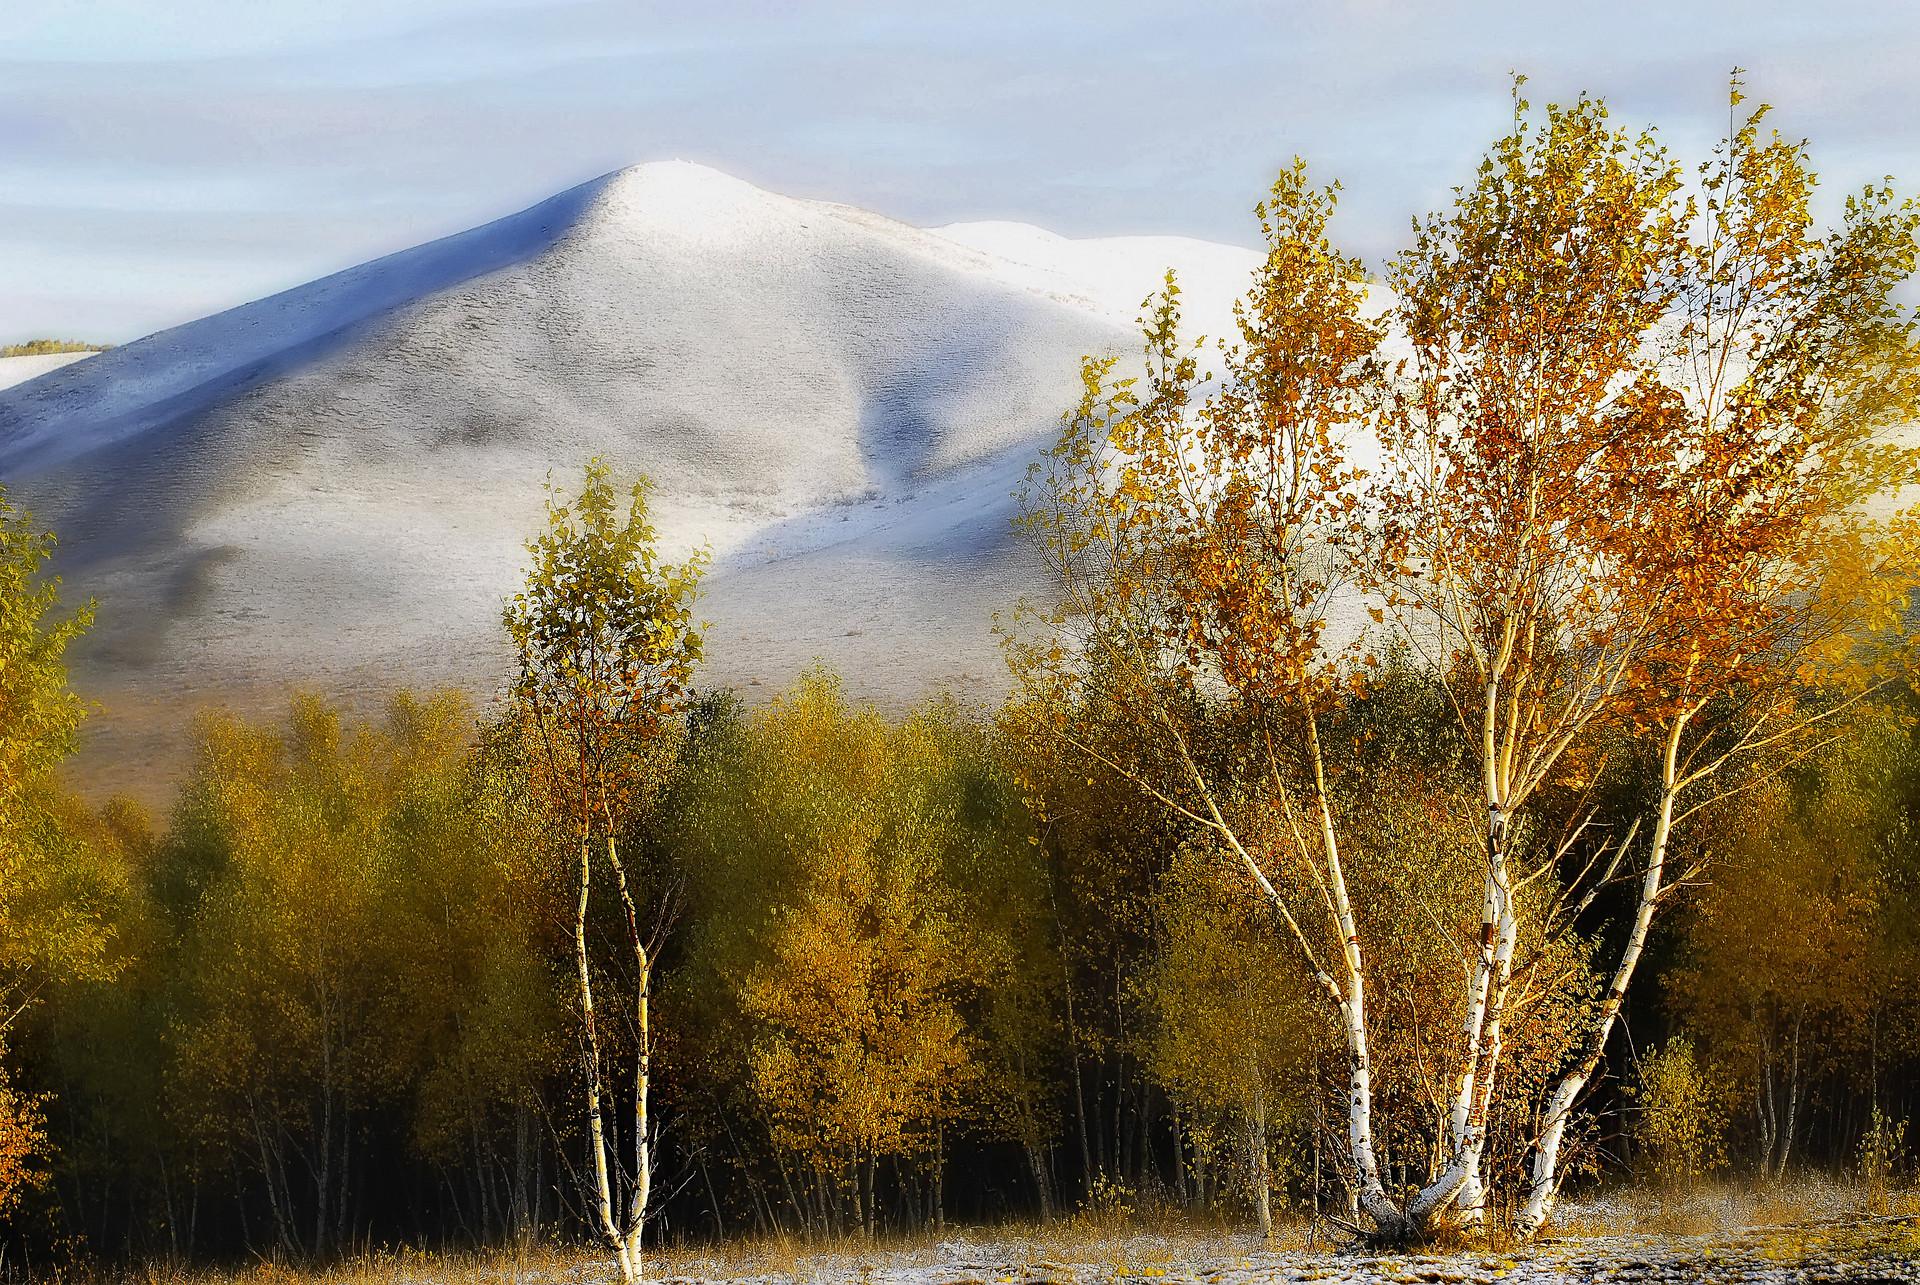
623,927,653,1282
1306,718,1402,1234
610,832,653,1281
574,834,631,1279
1340,986,1399,1230
576,829,654,1283
1222,711,1403,1234
1407,673,1519,1228
1413,671,1523,1231
1773,1008,1803,1181
1445,864,1518,1228
1515,715,1685,1236
1410,805,1514,1225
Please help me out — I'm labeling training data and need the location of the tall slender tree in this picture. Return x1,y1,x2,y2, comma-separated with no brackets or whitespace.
1005,161,1418,1232
505,461,705,1283
1373,86,1693,1224
1506,82,1920,1233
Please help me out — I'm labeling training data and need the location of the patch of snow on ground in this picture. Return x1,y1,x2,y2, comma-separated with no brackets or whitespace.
0,350,95,391
567,1210,1920,1285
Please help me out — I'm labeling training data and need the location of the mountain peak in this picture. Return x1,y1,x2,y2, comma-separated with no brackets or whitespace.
0,161,1263,801
578,160,793,239
606,158,757,187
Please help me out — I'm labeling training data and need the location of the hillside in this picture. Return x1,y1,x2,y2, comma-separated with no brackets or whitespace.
0,162,1258,797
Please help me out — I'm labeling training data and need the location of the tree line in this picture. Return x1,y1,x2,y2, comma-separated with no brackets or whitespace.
1,77,1918,1269
0,341,109,359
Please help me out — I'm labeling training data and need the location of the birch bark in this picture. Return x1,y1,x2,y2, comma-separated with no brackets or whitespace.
1515,713,1686,1235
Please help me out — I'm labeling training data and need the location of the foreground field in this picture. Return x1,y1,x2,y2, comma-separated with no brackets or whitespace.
124,1187,1919,1285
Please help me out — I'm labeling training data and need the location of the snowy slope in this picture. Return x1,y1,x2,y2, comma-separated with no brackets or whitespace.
0,351,97,392
933,220,1261,337
0,163,1259,796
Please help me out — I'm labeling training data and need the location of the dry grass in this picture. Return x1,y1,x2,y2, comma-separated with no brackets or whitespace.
56,1215,1287,1285
43,1180,1919,1285
86,1242,585,1285
1552,1174,1920,1239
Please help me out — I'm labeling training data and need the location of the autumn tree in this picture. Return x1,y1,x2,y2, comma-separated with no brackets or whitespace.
737,678,973,1235
1669,700,1918,1178
1374,82,1920,1234
0,488,103,1217
375,698,567,1238
1136,845,1323,1237
144,691,561,1258
1367,88,1693,1228
505,461,704,1283
22,693,569,1261
0,488,100,1013
163,699,402,1258
1014,82,1919,1241
671,674,1051,1235
1630,1037,1728,1190
1005,159,1442,1234
947,726,1066,1224
998,688,1185,1208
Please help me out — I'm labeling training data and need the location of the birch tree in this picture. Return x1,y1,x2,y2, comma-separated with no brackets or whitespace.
1005,162,1423,1234
506,461,705,1283
1015,83,1918,1242
1372,82,1920,1234
1373,88,1692,1227
1504,88,1919,1235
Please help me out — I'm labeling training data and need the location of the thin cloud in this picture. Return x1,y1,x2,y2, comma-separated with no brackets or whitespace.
3,0,1914,340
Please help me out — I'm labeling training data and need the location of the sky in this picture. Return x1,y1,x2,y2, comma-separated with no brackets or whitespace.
4,1,1918,342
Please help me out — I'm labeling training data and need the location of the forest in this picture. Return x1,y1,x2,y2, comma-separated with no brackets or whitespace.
0,341,110,359
1,82,1919,1275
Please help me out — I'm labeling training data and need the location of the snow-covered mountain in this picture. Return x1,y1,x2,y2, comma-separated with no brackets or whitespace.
0,162,1258,796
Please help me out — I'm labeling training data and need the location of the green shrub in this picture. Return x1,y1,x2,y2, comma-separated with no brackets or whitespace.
1632,1037,1729,1188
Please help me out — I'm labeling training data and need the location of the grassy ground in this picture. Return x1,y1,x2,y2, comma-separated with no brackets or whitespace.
67,1183,1920,1285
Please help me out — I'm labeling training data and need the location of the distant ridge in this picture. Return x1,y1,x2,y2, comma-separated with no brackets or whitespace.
0,162,1259,800
0,172,605,476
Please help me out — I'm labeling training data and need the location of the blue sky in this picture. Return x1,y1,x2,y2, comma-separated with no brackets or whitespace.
5,1,1918,341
